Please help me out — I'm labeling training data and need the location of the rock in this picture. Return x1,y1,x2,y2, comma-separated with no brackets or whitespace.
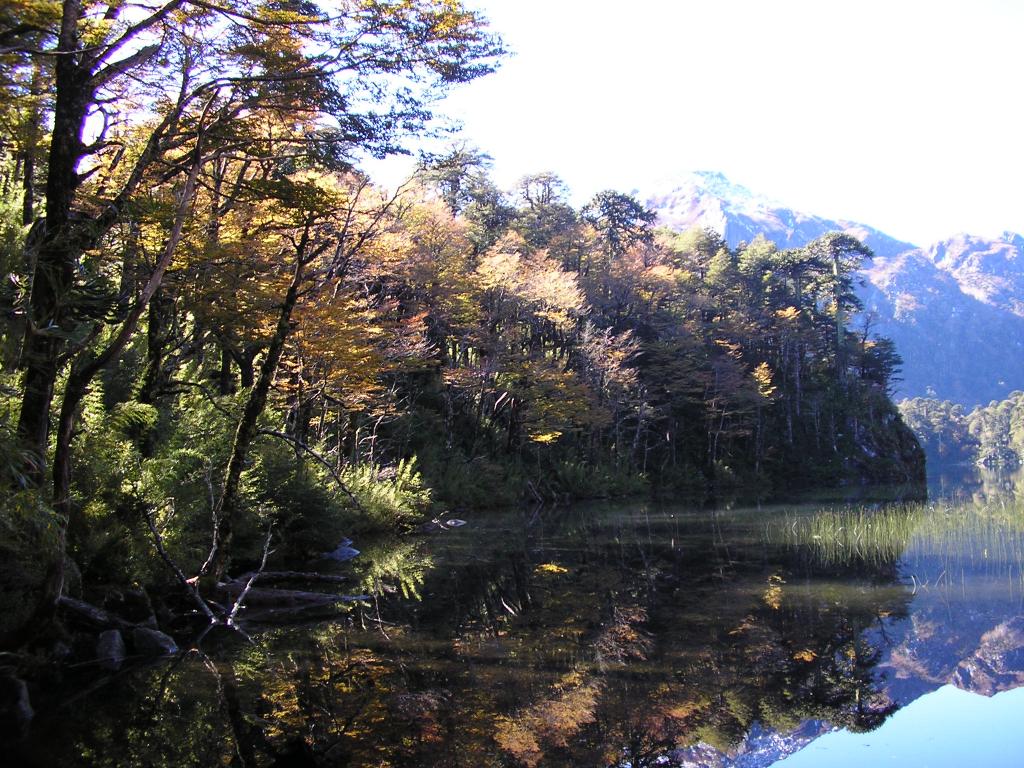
132,627,179,657
418,517,467,533
50,640,73,663
323,542,360,562
96,629,126,671
104,588,156,625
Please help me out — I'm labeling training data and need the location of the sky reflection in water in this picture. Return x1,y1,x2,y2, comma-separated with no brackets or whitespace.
774,685,1024,768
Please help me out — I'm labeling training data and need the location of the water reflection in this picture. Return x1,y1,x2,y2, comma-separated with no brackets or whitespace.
12,486,1024,767
928,464,1024,504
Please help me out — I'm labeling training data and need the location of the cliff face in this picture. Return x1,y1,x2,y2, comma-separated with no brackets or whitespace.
648,173,1024,407
845,401,926,486
928,233,1024,318
861,248,1024,406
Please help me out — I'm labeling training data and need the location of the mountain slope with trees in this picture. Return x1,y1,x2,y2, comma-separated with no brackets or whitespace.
649,172,1024,407
900,393,1024,468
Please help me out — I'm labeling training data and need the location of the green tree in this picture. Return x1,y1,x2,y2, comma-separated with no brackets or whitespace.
581,190,655,259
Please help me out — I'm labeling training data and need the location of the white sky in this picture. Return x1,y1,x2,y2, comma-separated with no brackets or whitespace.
369,0,1024,246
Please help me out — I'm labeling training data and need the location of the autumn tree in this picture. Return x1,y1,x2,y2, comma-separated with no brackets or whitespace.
0,0,502,635
7,0,502,487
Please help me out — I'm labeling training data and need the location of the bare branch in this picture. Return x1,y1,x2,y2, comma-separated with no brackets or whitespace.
257,429,365,514
144,504,219,625
227,524,274,626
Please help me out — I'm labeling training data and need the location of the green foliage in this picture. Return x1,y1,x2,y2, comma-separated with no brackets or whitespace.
68,388,152,583
772,495,1024,577
0,180,26,367
773,504,921,568
968,391,1024,467
581,190,656,256
355,538,433,600
900,392,1024,469
898,397,979,465
549,460,649,499
0,489,58,646
418,449,520,509
340,458,432,530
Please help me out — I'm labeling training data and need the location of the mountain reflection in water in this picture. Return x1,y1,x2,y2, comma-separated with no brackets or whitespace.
13,475,1024,767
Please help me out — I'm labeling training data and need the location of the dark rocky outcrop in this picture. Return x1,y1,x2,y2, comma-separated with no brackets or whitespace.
0,674,33,741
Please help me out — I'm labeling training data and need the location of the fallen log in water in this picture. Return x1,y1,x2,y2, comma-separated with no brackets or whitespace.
213,583,370,623
230,599,367,624
228,571,351,586
216,584,370,623
216,583,353,606
58,597,134,631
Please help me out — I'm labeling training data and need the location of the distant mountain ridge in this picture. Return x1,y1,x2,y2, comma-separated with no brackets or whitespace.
647,172,1024,406
649,171,918,257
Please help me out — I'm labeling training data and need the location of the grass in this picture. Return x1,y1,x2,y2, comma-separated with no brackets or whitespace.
768,496,1024,576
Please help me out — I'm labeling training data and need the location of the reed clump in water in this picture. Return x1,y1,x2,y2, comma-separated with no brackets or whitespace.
770,497,1024,572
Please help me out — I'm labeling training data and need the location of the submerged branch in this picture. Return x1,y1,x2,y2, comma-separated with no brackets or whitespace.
144,506,219,625
227,525,274,626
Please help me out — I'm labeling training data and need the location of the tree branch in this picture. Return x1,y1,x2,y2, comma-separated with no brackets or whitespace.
257,429,365,514
144,504,219,624
227,524,274,626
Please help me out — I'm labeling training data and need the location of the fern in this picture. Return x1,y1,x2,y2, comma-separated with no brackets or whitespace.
341,456,432,528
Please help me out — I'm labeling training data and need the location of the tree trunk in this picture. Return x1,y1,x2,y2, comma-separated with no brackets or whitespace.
30,160,201,636
219,345,234,395
139,289,171,404
236,346,257,389
202,254,306,582
15,0,91,485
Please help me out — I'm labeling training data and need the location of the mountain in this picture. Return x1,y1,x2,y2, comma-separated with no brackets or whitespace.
927,232,1024,317
648,172,917,257
665,612,1024,768
647,172,1024,407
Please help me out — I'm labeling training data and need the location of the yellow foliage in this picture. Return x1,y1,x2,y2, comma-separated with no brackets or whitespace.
752,362,777,399
535,563,568,575
494,716,543,768
500,358,607,443
495,680,602,765
663,699,702,720
714,339,743,358
762,573,785,609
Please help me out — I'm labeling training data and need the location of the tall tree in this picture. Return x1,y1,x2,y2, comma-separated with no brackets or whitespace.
8,0,503,487
581,190,655,259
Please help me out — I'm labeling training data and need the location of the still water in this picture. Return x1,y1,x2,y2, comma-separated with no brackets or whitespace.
13,468,1024,767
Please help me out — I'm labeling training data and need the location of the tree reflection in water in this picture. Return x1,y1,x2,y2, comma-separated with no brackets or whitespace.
17,495,1024,767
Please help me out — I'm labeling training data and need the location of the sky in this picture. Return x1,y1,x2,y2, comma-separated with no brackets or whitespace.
367,0,1024,246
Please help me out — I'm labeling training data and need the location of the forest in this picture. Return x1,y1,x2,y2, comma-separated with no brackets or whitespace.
0,0,922,658
899,392,1024,468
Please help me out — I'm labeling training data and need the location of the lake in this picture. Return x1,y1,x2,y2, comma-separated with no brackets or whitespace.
12,468,1024,767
